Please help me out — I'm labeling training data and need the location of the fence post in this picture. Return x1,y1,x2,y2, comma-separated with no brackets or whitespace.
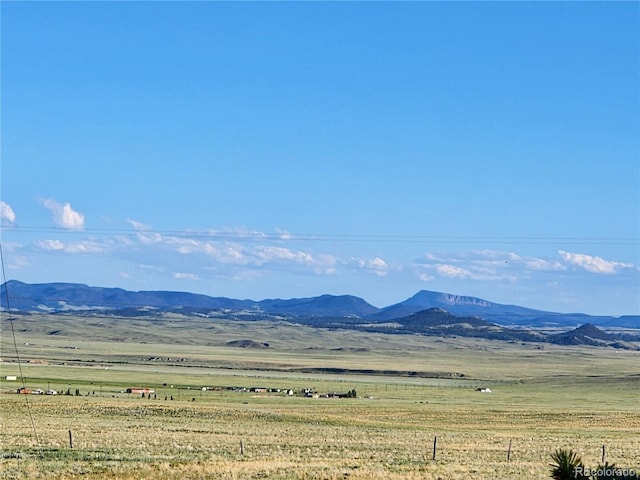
68,430,73,449
507,439,512,461
602,445,605,464
432,436,437,461
240,440,244,455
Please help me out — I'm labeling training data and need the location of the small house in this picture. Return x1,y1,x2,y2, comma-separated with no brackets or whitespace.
126,387,155,395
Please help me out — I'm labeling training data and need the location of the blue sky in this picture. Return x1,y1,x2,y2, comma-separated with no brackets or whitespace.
1,1,638,315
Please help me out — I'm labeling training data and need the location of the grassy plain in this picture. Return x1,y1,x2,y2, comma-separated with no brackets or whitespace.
1,313,639,479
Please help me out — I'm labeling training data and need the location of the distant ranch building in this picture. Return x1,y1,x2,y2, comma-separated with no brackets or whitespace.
476,387,492,393
126,387,155,395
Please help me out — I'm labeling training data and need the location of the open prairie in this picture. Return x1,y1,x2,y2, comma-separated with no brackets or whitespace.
1,314,639,479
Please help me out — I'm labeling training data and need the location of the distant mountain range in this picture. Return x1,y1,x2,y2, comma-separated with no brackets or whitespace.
2,280,638,350
1,280,638,330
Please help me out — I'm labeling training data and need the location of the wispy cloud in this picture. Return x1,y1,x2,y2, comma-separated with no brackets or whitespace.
252,246,337,275
1,241,31,271
136,231,164,245
12,217,638,314
418,273,435,282
224,269,265,281
36,239,65,251
118,224,340,276
351,256,390,277
431,263,516,281
522,257,566,271
558,250,633,274
127,219,151,231
138,263,165,271
276,228,292,240
35,238,107,254
415,249,571,283
40,198,85,230
436,264,475,279
173,272,199,280
1,201,16,225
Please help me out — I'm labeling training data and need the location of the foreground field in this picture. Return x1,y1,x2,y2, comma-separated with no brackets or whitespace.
1,315,639,479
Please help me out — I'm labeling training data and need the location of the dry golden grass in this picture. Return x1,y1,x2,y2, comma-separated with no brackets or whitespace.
2,378,639,479
1,315,639,479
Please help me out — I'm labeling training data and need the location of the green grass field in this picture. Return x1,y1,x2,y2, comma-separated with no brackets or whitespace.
1,314,639,479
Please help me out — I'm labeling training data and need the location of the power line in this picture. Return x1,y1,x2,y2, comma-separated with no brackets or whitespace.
0,242,42,460
2,225,638,246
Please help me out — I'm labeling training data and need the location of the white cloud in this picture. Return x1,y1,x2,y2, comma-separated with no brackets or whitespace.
276,228,292,240
41,198,85,230
558,250,633,274
255,246,313,264
352,256,390,276
127,219,151,231
221,245,249,264
1,201,16,224
368,257,388,269
418,273,435,282
35,239,106,254
423,252,465,264
36,239,65,251
226,269,265,281
173,272,199,280
433,262,517,281
253,246,338,275
436,264,475,279
204,226,268,241
175,239,200,254
415,249,636,286
313,253,338,275
418,249,570,277
1,243,31,270
138,263,165,272
136,231,164,244
195,242,249,265
64,240,106,254
9,256,31,270
524,258,566,271
416,250,521,282
128,227,339,275
470,250,565,272
114,235,136,247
